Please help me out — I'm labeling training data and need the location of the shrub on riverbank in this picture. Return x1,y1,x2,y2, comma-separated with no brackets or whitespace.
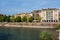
40,31,53,40
55,25,60,29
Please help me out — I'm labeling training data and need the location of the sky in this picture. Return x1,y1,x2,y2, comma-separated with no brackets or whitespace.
0,0,60,15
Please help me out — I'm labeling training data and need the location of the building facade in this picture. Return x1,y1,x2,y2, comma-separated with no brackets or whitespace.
14,13,26,18
40,8,59,22
32,8,59,22
59,14,60,22
14,8,59,22
14,13,33,19
32,10,41,20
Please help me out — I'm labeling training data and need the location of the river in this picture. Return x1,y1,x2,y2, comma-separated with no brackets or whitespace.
0,26,59,40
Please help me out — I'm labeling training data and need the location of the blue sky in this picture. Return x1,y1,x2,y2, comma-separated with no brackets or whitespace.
0,0,60,15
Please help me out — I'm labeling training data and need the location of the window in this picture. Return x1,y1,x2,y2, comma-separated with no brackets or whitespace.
54,10,57,12
55,14,57,16
51,11,53,13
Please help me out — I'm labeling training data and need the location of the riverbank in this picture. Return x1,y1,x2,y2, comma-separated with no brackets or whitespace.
0,22,60,28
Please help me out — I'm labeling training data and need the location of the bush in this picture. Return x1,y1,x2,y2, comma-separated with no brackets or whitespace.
40,31,52,40
55,25,60,29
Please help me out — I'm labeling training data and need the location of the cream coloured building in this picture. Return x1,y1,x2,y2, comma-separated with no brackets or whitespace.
40,8,59,22
32,8,59,22
59,14,60,22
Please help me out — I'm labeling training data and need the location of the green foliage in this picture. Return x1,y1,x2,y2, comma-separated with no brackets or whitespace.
28,16,34,22
37,16,42,22
22,16,27,22
10,16,15,22
0,15,42,22
0,16,4,22
55,25,60,29
0,15,11,22
40,31,52,40
5,16,11,22
14,16,21,22
3,15,7,21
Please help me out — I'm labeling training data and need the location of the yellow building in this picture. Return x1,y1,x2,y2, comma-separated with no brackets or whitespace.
14,13,25,18
14,12,33,19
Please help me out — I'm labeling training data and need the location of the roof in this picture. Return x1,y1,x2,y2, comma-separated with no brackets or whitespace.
42,8,59,10
14,12,32,15
0,14,5,16
32,10,41,13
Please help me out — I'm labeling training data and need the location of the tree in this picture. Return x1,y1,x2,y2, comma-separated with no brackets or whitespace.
0,15,7,22
0,16,4,22
14,16,21,22
5,15,11,22
3,15,8,22
37,16,42,22
55,25,60,29
28,16,34,22
10,16,15,22
40,31,52,40
22,16,27,22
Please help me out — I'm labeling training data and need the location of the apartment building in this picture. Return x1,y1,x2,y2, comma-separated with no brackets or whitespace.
32,10,41,20
41,8,59,22
32,8,59,22
59,14,60,22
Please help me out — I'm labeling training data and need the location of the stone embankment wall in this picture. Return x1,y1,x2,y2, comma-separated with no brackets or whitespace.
9,22,60,26
0,22,60,28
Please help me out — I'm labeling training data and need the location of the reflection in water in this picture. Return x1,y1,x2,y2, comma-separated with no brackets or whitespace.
0,27,58,40
0,33,8,40
0,27,40,40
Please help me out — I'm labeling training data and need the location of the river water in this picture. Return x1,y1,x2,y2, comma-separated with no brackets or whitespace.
0,27,59,40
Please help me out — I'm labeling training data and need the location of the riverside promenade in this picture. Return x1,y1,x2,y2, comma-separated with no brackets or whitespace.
0,22,60,28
